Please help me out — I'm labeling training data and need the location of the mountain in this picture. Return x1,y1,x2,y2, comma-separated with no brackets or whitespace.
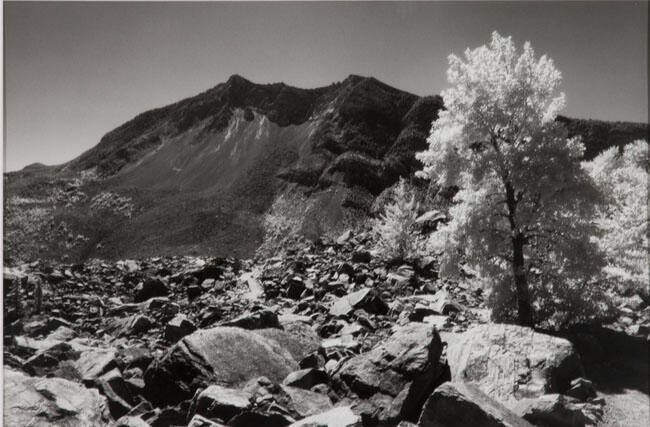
4,75,648,263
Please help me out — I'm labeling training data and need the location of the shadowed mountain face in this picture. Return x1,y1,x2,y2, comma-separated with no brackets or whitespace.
3,75,648,263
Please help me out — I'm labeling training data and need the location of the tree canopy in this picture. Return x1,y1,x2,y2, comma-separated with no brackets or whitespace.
417,32,607,327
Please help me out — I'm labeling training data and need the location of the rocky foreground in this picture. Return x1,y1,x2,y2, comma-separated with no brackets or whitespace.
3,232,649,426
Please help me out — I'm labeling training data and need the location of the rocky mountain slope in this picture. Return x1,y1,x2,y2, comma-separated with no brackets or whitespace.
4,75,648,264
4,232,648,426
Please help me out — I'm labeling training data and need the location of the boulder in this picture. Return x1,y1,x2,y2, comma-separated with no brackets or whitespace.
4,367,110,426
289,406,361,427
188,385,253,423
333,323,449,424
329,288,388,317
144,327,300,406
417,382,533,427
256,320,321,362
446,324,584,408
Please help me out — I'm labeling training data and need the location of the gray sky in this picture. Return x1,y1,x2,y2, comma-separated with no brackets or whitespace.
4,1,648,172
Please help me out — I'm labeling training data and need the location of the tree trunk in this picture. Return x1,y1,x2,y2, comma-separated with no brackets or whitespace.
512,233,534,327
505,181,534,327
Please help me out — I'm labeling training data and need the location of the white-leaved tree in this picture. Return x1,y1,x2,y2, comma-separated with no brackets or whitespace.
417,32,607,327
373,178,420,261
584,140,649,297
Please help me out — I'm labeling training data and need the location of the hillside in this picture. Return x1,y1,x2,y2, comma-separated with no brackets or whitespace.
3,75,648,264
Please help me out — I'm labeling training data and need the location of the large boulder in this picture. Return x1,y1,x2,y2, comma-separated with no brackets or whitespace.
417,382,533,427
333,323,449,424
4,367,110,426
445,324,584,408
144,326,300,406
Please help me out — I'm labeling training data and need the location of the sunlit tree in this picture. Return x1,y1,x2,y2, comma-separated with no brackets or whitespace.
584,140,649,296
417,32,606,327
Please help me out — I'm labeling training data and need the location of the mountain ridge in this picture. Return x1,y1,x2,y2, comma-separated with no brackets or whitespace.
4,75,648,263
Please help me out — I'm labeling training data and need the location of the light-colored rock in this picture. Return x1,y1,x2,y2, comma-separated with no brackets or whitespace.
446,324,584,408
144,326,300,406
4,367,110,426
290,406,362,427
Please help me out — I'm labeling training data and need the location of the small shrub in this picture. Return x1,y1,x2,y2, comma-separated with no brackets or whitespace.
372,178,420,261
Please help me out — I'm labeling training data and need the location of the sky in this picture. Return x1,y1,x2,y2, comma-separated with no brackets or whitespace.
3,1,648,171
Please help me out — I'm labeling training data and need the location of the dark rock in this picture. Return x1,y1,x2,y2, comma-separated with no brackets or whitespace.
187,285,203,301
188,414,227,426
329,288,388,317
333,323,449,424
286,277,307,300
108,314,155,337
513,394,604,427
228,411,294,427
352,250,372,264
220,309,280,330
565,378,597,401
188,384,252,423
134,278,169,303
418,382,533,427
23,342,80,375
164,314,197,342
96,369,133,419
114,415,151,427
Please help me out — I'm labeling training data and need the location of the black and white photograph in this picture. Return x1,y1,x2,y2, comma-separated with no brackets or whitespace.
1,1,648,426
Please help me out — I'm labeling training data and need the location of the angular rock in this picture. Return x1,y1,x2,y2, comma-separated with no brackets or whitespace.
220,309,280,330
189,385,252,422
282,368,329,390
97,368,136,419
334,323,449,423
329,288,388,317
23,341,80,375
188,414,227,426
143,327,299,406
446,324,584,408
513,394,604,427
114,415,151,427
108,314,155,337
75,348,118,382
565,378,597,401
418,382,533,427
289,406,361,427
280,385,333,418
134,278,169,303
164,314,197,342
4,367,110,426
